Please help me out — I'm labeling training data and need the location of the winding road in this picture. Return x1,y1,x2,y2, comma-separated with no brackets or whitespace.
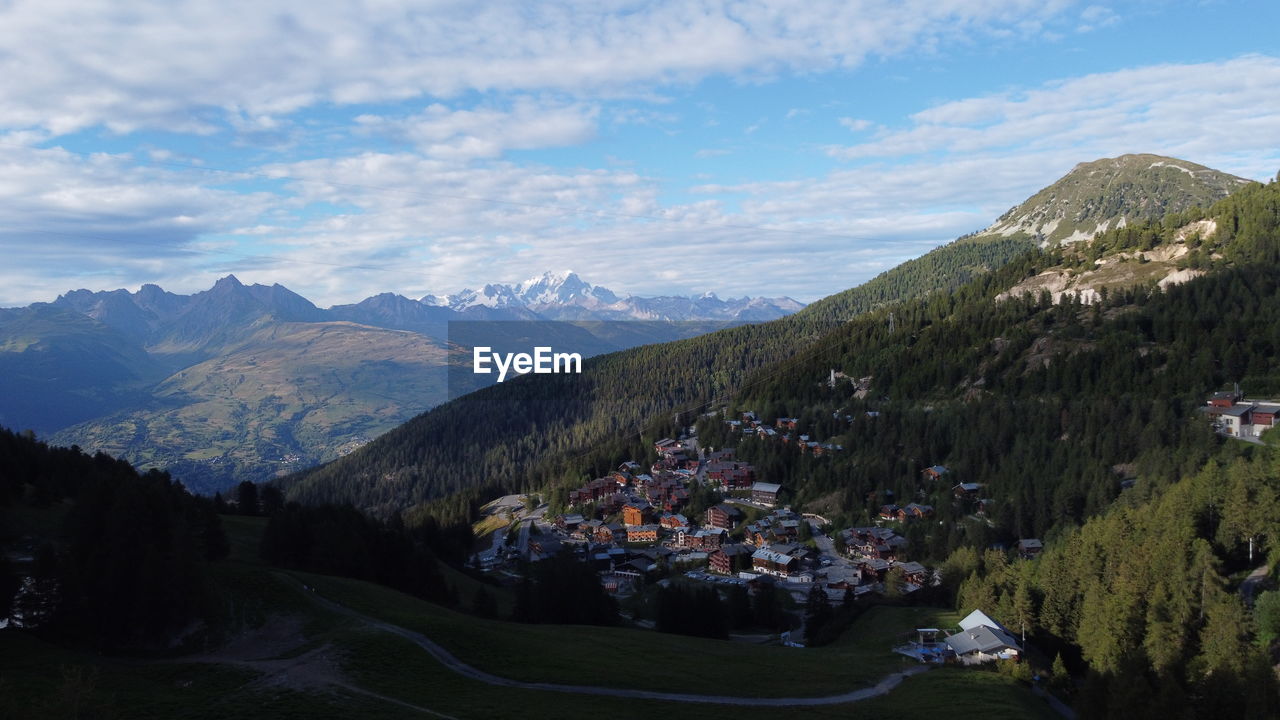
292,576,932,707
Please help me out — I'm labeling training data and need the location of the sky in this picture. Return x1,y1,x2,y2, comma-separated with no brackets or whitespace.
1,0,1278,307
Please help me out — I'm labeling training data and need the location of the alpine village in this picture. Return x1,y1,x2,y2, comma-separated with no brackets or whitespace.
5,155,1280,720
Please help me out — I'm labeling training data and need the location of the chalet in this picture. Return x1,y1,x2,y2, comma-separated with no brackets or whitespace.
709,544,751,575
742,520,769,545
595,522,625,544
622,502,654,527
775,417,798,430
1017,538,1043,559
688,528,727,551
659,513,688,530
752,481,783,507
944,610,1021,664
627,525,659,543
953,483,983,498
654,438,678,453
619,461,641,471
751,548,798,578
575,519,603,540
555,514,585,531
896,503,934,522
856,557,891,580
707,461,755,489
922,465,950,481
892,561,930,586
606,493,631,514
705,503,742,530
878,504,900,520
529,536,563,559
707,448,736,463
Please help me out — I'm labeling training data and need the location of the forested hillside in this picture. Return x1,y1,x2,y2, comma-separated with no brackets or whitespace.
0,428,227,650
280,157,1255,522
279,235,1035,517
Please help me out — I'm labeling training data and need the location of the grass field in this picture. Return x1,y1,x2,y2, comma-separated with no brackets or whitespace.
0,516,1060,719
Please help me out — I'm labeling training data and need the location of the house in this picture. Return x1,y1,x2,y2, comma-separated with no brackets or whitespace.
705,503,742,530
626,525,659,544
751,548,798,578
622,502,654,527
856,557,891,580
654,438,678,453
555,514,585,531
707,461,755,489
528,536,563,559
752,481,783,507
896,503,934,522
1217,404,1255,436
595,522,625,544
952,483,983,498
659,513,688,530
1017,538,1043,559
709,544,751,575
575,519,603,540
1209,390,1243,407
921,465,950,481
775,417,798,430
892,561,930,585
878,504,900,520
944,609,1022,664
688,528,727,551
707,448,736,463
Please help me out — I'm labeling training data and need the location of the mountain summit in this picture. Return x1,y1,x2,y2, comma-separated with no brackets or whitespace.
977,153,1249,246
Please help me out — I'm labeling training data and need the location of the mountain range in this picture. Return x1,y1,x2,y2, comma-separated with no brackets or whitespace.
0,273,802,493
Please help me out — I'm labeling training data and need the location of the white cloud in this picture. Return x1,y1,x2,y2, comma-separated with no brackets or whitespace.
839,117,872,131
0,139,274,304
1077,5,1120,32
0,0,1078,136
357,98,598,160
826,55,1280,176
694,148,732,158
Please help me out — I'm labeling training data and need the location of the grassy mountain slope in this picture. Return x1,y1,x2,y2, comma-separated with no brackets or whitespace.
0,306,165,435
51,322,454,494
978,153,1248,245
0,512,1055,719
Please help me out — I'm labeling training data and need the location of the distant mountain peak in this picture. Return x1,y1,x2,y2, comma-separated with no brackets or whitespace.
978,153,1249,247
414,270,802,321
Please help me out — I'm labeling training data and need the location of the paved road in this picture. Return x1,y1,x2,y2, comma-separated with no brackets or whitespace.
292,576,932,707
515,504,548,555
1241,564,1271,606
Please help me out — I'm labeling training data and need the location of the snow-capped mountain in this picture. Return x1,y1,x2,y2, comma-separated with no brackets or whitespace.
421,271,804,321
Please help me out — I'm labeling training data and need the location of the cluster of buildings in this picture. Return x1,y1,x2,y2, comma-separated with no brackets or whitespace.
1204,389,1279,440
839,527,929,592
724,411,844,456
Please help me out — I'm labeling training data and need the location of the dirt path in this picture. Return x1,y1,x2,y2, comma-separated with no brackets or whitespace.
291,576,934,707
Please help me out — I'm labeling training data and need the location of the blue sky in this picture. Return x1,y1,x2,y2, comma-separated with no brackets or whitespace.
1,0,1278,306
